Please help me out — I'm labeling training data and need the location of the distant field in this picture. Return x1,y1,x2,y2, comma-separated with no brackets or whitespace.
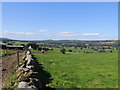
32,48,118,88
8,41,27,45
0,49,16,58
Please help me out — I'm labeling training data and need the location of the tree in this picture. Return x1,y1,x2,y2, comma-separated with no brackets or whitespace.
68,49,72,52
108,46,111,49
7,43,13,45
74,46,77,49
26,43,39,50
21,44,26,51
60,48,66,54
42,47,49,51
110,50,112,53
2,40,7,43
38,47,42,51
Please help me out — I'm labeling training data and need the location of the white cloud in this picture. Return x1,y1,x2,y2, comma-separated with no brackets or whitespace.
2,31,117,40
58,32,77,37
81,33,101,36
62,34,77,37
39,30,48,32
60,32,74,34
3,31,35,35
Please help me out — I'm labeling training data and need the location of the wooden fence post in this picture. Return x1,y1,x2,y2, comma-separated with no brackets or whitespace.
5,49,7,55
17,49,19,67
24,45,27,56
3,49,5,55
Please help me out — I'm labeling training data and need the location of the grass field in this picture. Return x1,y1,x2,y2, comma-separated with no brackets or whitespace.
32,48,118,88
7,41,27,45
0,49,16,58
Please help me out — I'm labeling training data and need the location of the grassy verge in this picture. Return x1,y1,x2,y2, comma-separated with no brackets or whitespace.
2,58,26,89
2,68,18,89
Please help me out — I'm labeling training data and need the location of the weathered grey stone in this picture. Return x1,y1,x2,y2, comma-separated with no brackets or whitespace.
27,55,32,59
14,88,37,90
26,58,35,66
23,68,29,72
18,73,29,82
28,85,38,89
24,71,33,77
20,64,25,68
17,81,28,88
14,82,18,86
17,67,30,73
17,67,23,71
26,59,32,65
29,69,33,72
29,78,42,88
25,55,32,61
26,65,34,69
22,56,26,60
16,68,25,78
21,68,29,72
19,63,23,66
27,51,31,55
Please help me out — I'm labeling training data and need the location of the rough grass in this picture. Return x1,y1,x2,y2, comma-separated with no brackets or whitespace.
2,68,18,89
32,48,118,88
0,49,16,58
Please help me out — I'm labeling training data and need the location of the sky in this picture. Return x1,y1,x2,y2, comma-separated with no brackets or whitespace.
2,2,118,40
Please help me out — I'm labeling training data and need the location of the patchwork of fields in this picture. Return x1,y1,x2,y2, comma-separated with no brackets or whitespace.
32,48,118,88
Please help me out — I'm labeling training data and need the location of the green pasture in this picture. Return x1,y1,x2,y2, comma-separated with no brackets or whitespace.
32,48,118,88
0,49,16,58
9,41,27,45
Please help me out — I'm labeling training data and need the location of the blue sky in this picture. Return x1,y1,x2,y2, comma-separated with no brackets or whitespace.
2,2,118,40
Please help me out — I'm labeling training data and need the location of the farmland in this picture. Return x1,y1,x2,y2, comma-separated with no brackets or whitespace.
32,47,118,88
1,1,118,89
0,49,16,58
1,39,118,88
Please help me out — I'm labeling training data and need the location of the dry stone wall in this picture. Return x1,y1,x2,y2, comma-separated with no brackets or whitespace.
14,50,42,89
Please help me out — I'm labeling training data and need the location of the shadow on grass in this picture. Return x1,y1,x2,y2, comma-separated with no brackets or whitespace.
32,55,55,89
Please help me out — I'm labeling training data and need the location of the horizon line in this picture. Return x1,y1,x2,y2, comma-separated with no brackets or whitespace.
2,0,119,2
1,38,118,41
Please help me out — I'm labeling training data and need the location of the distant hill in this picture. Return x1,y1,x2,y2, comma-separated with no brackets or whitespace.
0,37,118,43
0,38,13,41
